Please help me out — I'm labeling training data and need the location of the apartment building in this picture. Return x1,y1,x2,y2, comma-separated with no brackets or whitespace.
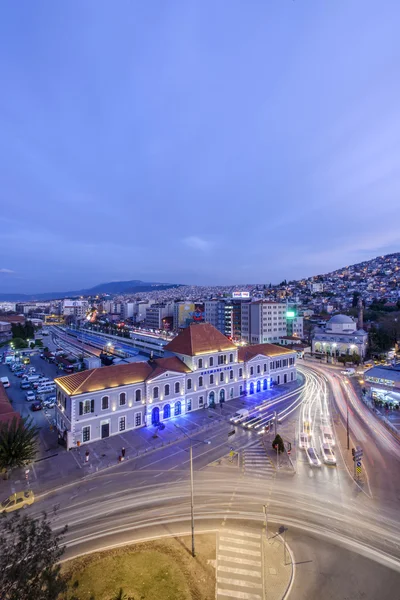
241,301,287,344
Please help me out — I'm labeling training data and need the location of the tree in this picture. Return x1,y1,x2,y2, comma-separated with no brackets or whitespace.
11,338,28,349
272,434,285,453
0,511,68,600
0,416,38,477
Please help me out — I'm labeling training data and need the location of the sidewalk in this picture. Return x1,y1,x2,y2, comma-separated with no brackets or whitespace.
263,528,293,600
1,408,227,497
0,380,302,497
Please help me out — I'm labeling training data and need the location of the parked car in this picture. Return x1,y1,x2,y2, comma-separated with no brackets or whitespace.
306,447,321,467
26,391,36,402
15,370,26,378
31,401,43,411
0,377,10,388
42,398,55,409
320,443,337,465
0,490,35,513
20,381,31,390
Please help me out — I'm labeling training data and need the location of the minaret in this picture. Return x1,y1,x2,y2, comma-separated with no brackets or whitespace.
357,296,364,330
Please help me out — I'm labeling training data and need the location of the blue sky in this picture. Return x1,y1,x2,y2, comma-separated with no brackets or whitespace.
1,1,399,293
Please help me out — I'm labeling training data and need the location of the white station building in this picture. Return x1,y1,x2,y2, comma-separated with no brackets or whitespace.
55,322,297,449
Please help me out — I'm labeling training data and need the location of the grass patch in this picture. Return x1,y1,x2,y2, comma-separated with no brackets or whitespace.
62,534,216,600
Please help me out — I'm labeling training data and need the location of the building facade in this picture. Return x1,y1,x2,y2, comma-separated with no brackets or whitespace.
241,301,287,344
311,314,368,357
55,323,297,449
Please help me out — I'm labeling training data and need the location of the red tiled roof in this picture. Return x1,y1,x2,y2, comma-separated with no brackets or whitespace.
0,315,25,324
55,356,192,395
56,362,154,396
238,344,294,362
165,323,236,356
0,383,20,425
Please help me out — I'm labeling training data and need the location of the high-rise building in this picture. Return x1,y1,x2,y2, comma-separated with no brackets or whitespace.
241,301,287,344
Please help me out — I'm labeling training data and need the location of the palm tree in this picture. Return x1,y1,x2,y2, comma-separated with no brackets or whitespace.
0,416,38,477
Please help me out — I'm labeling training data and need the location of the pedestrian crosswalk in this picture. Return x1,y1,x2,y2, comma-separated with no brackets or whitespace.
242,441,276,479
217,528,263,600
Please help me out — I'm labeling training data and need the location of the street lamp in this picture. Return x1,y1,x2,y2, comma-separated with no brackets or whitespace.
174,423,211,557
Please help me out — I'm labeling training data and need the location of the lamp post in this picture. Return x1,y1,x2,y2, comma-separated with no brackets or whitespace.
174,423,211,557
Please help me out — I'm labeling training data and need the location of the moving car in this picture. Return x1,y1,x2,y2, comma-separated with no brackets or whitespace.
0,490,35,513
25,391,36,402
299,432,310,449
31,401,42,411
320,443,337,465
306,446,321,467
321,427,336,447
303,420,311,435
230,408,250,423
341,368,355,376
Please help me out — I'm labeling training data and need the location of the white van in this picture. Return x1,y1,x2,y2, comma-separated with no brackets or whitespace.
230,408,250,423
321,426,336,447
22,374,40,383
0,377,10,388
37,383,56,395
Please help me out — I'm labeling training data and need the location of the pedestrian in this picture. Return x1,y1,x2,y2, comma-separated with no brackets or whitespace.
121,447,126,458
85,450,90,463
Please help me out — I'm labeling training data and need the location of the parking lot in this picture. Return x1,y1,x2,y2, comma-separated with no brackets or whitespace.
0,350,61,460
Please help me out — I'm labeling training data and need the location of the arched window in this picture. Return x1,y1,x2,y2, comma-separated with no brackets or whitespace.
220,372,224,382
230,370,234,380
164,384,170,396
174,400,182,416
175,381,180,394
102,396,109,410
250,366,254,376
229,353,233,363
153,386,159,400
209,357,214,366
257,365,261,374
198,358,203,369
119,392,126,406
239,368,243,377
210,374,214,384
199,376,203,387
187,378,192,390
135,389,141,402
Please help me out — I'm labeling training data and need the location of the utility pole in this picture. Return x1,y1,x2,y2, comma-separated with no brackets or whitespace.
346,387,350,450
174,424,211,558
189,443,195,557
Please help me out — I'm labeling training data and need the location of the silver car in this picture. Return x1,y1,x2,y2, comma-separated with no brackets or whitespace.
306,447,321,467
320,443,337,465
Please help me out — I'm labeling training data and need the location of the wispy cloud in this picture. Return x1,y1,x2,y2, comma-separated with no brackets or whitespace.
182,236,214,252
0,268,14,274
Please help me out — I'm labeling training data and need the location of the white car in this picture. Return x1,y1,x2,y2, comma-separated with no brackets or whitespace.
306,447,321,467
299,432,310,449
320,443,337,465
321,429,336,447
25,391,36,402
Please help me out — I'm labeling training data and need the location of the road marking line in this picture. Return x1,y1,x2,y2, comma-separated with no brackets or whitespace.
219,545,261,556
220,536,260,547
218,566,261,577
217,577,262,588
223,529,260,539
218,555,261,567
217,589,262,599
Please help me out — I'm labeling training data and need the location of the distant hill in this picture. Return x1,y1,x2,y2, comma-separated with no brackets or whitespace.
0,280,182,302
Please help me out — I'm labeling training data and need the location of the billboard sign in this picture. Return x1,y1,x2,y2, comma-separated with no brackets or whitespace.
232,291,250,299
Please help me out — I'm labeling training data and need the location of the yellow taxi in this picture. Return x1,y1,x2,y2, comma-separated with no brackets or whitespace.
0,490,35,513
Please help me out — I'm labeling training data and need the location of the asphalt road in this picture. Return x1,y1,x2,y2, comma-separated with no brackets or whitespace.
3,356,400,597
